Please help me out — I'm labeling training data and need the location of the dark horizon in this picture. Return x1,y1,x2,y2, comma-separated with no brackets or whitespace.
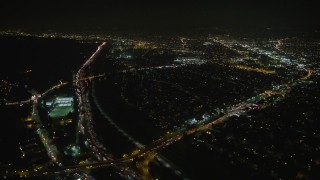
1,1,319,33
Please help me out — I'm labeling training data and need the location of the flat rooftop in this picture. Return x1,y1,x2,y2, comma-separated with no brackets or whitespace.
48,96,74,119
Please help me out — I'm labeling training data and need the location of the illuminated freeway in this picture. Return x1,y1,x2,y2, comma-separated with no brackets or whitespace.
4,75,104,107
74,41,139,178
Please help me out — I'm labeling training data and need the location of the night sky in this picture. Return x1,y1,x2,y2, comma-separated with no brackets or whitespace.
1,0,319,33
